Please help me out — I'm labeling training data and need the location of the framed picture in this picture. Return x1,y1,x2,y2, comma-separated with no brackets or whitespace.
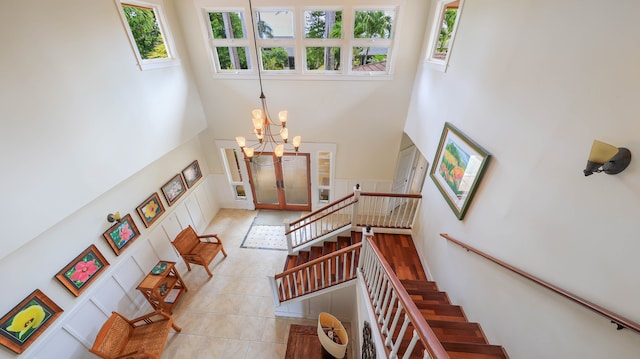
430,122,491,220
161,174,186,206
55,245,109,297
0,290,63,354
136,192,165,228
182,160,202,188
102,213,140,256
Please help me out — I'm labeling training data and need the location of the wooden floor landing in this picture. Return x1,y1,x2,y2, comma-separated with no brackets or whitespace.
370,232,427,281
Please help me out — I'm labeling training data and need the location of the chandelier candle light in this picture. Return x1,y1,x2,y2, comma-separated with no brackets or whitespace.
236,0,301,161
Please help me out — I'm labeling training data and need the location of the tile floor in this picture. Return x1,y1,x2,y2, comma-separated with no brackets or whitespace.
161,208,338,359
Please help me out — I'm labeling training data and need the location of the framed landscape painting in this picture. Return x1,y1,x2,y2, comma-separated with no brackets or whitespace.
55,245,109,297
430,122,490,220
161,174,186,206
182,160,202,188
136,192,165,227
102,213,140,255
0,290,63,354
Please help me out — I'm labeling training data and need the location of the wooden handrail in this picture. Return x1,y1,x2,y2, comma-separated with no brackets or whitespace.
275,242,361,279
289,193,355,226
285,199,357,235
361,192,423,199
365,236,449,359
440,233,640,335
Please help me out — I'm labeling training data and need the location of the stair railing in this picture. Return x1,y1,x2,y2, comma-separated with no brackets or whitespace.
360,229,448,359
441,233,640,335
285,185,422,252
270,242,362,304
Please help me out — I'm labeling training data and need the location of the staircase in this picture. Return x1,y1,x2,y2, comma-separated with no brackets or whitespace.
362,232,509,358
268,188,508,358
276,232,362,302
400,279,508,358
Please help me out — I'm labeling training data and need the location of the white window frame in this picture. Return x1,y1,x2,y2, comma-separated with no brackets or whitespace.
348,6,397,77
201,8,253,74
425,0,464,72
196,1,401,80
301,7,345,76
115,0,180,70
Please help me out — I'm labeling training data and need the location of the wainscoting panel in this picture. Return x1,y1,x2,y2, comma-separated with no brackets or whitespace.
33,327,89,359
62,299,108,349
25,176,218,359
174,204,195,231
185,195,205,232
92,276,138,319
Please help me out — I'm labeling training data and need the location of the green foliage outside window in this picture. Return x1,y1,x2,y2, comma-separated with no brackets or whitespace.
437,9,458,54
261,47,291,70
122,5,167,59
209,12,248,70
304,11,342,70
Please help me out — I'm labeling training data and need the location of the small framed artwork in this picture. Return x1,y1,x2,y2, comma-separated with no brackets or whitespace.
55,245,109,297
0,290,63,354
102,213,140,255
430,122,491,220
136,192,165,228
182,160,203,188
161,174,186,206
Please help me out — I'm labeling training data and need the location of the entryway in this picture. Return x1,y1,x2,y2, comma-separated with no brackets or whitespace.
246,152,312,211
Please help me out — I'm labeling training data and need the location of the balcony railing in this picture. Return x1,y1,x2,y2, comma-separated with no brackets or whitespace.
285,186,422,253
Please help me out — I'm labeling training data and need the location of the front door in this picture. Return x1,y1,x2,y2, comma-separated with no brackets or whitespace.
246,152,311,211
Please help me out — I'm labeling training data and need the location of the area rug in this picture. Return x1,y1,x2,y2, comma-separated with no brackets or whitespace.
285,324,334,359
241,224,288,250
240,210,301,250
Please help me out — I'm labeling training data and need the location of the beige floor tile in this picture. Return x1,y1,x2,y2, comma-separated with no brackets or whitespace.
162,209,354,359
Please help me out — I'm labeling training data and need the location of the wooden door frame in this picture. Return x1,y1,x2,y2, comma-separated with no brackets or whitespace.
245,152,312,211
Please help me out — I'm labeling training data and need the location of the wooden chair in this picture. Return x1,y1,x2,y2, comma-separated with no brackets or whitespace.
90,310,181,359
171,225,227,277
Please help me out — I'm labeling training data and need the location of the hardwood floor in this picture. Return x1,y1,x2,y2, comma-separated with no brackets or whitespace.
370,232,428,281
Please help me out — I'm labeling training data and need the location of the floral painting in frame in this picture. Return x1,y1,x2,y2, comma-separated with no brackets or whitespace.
182,160,202,188
102,213,140,255
161,174,186,206
0,290,63,354
136,192,165,228
430,122,491,220
55,244,109,297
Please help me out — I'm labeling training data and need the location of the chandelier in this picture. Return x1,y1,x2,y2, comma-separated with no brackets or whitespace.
235,0,301,161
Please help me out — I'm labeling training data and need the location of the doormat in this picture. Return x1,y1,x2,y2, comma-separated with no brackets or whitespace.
285,325,334,359
240,224,287,250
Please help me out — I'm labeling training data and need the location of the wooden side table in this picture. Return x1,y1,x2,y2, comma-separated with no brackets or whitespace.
137,261,187,313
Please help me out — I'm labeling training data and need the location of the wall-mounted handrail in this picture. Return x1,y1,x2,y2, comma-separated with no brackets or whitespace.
440,233,640,335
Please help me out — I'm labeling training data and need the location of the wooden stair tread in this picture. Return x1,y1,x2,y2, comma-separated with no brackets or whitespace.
308,246,323,261
295,251,309,266
426,320,487,344
401,279,439,291
442,341,508,359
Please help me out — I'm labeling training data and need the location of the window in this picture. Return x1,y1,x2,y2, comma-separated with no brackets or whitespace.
426,0,463,71
199,3,398,78
317,151,332,203
116,0,179,70
207,11,251,71
351,10,394,73
304,10,342,72
222,148,247,199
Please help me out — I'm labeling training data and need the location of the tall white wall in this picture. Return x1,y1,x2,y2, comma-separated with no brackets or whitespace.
0,134,220,358
405,0,640,358
0,0,207,259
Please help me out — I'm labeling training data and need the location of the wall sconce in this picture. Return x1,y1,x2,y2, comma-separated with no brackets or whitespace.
107,212,121,223
583,140,631,176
